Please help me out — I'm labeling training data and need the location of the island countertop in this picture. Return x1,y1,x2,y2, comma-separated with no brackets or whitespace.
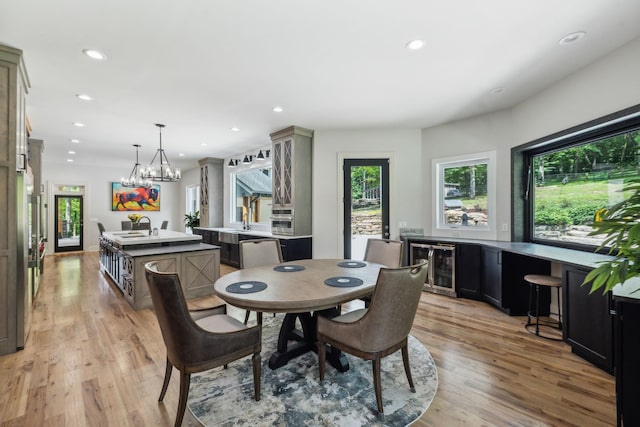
102,230,202,247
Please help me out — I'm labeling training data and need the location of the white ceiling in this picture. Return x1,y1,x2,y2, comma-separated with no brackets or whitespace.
2,0,640,170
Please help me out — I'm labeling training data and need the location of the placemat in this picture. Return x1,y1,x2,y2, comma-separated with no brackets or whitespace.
324,276,364,287
337,261,366,268
274,265,305,272
226,281,268,294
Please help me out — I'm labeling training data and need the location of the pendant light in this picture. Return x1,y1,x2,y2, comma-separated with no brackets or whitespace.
121,144,152,188
140,123,181,182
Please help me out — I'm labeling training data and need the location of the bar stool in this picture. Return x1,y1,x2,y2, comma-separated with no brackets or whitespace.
524,274,562,341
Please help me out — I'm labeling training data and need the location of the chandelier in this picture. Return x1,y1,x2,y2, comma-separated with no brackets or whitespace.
121,144,152,188
140,123,181,182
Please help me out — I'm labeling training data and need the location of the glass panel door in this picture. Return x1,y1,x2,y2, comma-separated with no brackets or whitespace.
343,158,389,260
54,195,83,252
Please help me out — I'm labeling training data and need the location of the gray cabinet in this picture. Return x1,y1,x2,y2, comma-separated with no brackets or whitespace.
270,126,313,236
0,45,30,355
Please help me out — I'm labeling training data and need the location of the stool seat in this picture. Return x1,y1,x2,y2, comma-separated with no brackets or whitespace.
524,274,562,341
524,274,561,288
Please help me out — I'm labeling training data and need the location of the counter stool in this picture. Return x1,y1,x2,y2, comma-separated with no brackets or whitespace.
524,274,562,341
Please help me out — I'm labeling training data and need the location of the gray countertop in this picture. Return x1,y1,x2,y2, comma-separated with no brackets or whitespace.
102,230,202,246
194,227,312,240
613,277,640,302
403,235,613,269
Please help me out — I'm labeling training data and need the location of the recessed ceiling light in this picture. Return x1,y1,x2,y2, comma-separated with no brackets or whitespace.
66,158,74,162
178,153,185,157
231,127,240,132
76,94,93,101
272,106,283,113
490,87,506,95
72,122,85,127
83,49,107,60
405,39,424,50
68,150,76,155
201,143,207,146
559,31,586,46
71,139,80,143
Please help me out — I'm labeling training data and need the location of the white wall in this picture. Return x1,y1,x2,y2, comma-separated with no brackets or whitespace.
421,36,640,241
312,129,422,258
42,161,198,252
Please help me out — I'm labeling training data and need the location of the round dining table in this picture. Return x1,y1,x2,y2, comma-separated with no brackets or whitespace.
214,258,384,370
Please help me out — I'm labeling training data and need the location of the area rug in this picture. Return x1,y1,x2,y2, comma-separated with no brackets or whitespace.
187,314,438,426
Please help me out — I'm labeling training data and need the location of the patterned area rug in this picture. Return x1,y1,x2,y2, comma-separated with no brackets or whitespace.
187,314,438,426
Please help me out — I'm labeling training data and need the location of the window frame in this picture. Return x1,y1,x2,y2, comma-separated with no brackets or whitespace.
512,103,640,251
432,150,497,239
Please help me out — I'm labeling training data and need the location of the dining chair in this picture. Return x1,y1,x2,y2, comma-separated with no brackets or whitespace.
239,238,283,324
121,220,132,231
144,262,262,427
97,222,105,235
317,262,428,419
160,220,169,229
360,238,404,307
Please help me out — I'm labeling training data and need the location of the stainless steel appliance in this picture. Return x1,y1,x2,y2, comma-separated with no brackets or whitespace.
410,242,456,297
271,208,294,235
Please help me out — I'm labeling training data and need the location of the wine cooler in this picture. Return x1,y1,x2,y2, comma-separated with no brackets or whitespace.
410,242,456,297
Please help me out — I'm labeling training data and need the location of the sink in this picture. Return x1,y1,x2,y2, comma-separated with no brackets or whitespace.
119,233,147,238
219,231,239,244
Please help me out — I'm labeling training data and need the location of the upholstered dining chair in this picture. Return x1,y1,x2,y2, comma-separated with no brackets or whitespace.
144,262,262,427
240,238,283,324
317,262,428,418
121,220,132,231
360,238,404,307
160,220,169,229
97,222,105,235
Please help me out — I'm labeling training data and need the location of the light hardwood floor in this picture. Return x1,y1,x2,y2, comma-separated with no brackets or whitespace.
0,253,615,426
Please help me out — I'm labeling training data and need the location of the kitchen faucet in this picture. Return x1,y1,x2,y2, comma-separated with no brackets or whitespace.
139,216,152,235
242,212,251,230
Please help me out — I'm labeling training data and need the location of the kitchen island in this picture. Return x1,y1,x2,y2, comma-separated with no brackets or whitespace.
99,230,220,310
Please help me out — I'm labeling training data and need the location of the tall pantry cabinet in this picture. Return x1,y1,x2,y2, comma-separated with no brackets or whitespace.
270,126,313,236
0,44,31,355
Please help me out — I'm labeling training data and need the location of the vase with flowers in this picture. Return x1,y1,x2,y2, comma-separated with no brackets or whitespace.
128,213,142,224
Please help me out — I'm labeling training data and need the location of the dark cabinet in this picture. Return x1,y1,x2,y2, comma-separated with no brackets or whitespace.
563,265,613,374
279,237,312,261
615,296,640,426
481,247,502,307
456,244,482,299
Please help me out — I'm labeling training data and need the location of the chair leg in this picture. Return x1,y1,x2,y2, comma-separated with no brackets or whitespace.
401,343,416,392
317,339,326,381
244,309,251,325
372,357,384,418
252,351,262,401
159,357,172,402
175,371,190,427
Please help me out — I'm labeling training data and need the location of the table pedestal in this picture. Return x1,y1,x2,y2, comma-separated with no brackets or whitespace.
268,308,349,372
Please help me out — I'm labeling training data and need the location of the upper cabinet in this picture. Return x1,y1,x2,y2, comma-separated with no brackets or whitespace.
270,126,313,236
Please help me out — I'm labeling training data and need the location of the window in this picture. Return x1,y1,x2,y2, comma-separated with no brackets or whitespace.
515,104,640,250
433,151,496,237
186,185,200,215
231,166,272,226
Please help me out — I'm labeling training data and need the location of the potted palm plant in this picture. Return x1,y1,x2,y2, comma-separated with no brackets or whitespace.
584,178,640,293
184,211,200,233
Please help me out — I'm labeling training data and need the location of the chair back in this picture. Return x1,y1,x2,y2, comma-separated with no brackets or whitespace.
160,220,169,229
97,222,106,235
360,263,428,352
363,238,404,267
144,262,204,366
239,239,283,269
121,220,132,231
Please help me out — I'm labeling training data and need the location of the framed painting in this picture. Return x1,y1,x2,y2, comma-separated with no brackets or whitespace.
111,183,161,211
